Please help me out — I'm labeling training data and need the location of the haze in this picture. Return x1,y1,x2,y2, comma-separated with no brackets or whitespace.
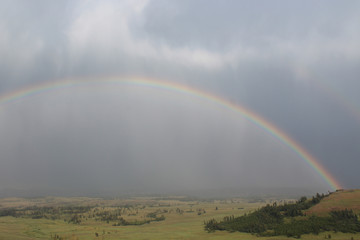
0,0,359,197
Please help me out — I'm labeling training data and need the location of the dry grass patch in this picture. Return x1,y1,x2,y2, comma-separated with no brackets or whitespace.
306,189,360,216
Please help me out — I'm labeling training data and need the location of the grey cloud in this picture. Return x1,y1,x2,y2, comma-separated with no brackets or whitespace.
0,0,359,195
0,85,330,194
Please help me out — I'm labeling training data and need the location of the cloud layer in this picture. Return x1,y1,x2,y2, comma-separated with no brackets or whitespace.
0,0,359,194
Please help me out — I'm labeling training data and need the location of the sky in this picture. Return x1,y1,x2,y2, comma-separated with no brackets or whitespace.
0,0,359,197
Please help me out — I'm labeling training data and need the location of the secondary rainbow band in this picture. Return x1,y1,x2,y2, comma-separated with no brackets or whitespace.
0,76,342,190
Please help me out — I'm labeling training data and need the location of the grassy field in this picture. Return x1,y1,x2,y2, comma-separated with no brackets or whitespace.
0,194,359,240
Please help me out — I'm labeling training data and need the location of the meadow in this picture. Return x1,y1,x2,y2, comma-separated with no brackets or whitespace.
0,193,359,240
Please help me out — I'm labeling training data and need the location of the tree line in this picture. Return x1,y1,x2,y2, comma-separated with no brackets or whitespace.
204,193,360,238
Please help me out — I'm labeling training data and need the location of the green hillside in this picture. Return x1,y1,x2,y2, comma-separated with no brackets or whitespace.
205,190,360,238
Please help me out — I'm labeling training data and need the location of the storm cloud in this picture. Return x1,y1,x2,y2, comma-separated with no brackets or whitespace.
0,0,359,196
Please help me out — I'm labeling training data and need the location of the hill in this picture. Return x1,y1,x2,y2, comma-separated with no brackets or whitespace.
306,189,360,216
205,190,360,238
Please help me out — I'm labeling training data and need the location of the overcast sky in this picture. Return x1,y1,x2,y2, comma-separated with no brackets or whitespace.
0,0,359,196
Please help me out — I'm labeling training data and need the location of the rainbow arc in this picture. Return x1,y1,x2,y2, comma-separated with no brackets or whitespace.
0,76,342,190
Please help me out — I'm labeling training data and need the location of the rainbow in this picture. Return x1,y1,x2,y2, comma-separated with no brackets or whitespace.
0,76,343,190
